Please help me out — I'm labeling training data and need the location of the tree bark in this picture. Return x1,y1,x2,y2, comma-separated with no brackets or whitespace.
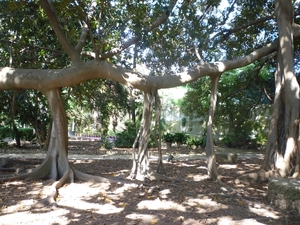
153,91,164,174
275,0,299,177
43,88,72,180
237,0,300,183
206,75,220,181
130,91,153,180
11,91,21,148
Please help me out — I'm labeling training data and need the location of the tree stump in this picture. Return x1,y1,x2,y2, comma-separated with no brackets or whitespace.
267,178,300,213
216,153,238,164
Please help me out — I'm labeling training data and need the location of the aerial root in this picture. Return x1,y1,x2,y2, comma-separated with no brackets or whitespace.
234,170,276,184
0,166,47,181
292,172,300,178
32,168,73,209
71,165,127,184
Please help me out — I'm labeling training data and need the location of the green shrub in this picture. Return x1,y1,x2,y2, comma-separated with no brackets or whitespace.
114,121,138,148
186,136,206,148
0,126,35,141
0,140,7,147
102,137,114,149
162,132,175,143
173,132,188,144
18,128,35,141
221,134,236,147
0,127,13,139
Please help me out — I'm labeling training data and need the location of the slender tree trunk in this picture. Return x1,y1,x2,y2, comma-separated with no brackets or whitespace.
130,91,154,180
153,91,164,174
11,91,21,148
206,76,220,180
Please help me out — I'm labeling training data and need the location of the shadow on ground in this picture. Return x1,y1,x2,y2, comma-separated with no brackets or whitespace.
0,142,299,225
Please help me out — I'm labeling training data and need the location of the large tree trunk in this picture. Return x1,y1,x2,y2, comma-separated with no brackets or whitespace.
206,76,220,181
264,0,300,177
237,0,300,183
276,0,299,177
3,88,120,206
43,88,72,181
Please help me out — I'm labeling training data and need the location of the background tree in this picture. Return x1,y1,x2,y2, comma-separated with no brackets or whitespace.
181,64,274,148
65,79,129,136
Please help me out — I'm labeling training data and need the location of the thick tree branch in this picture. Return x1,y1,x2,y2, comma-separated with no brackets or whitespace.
40,0,79,61
72,0,95,54
210,15,275,44
1,24,300,92
222,15,275,40
75,25,88,53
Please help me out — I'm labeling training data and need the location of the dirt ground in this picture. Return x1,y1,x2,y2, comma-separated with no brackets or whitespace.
0,141,299,225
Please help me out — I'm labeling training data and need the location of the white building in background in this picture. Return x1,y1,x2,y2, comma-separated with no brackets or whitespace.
159,86,271,140
159,86,207,137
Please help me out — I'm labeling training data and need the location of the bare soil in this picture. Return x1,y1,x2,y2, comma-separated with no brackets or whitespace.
0,141,299,225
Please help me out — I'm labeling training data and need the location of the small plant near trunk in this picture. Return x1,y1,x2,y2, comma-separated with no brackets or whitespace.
173,132,188,145
186,136,205,149
162,132,175,143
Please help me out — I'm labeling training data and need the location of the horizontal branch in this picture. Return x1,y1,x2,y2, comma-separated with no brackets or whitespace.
0,41,276,92
1,23,299,93
209,15,275,44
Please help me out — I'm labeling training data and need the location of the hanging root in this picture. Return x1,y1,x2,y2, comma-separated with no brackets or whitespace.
31,168,73,209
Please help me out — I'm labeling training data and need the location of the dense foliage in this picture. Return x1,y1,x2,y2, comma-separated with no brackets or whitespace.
0,0,299,149
181,65,273,147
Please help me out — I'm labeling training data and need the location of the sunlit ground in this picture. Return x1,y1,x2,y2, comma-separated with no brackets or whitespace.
0,156,298,225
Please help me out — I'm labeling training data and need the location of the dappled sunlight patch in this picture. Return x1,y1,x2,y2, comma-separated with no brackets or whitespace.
0,208,71,225
62,193,124,213
240,162,261,170
1,199,35,213
187,173,209,181
158,188,171,199
219,164,238,169
178,162,198,167
0,180,46,214
248,203,280,219
125,213,162,224
58,182,111,201
185,196,228,213
137,198,186,211
58,196,123,214
196,165,207,170
94,203,124,214
111,183,138,195
72,159,95,165
217,217,267,225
